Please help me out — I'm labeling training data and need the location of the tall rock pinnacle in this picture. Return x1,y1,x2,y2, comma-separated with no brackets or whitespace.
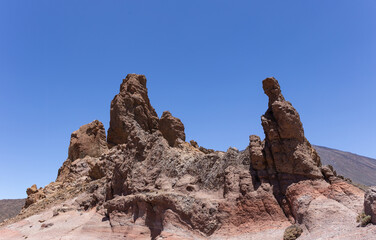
107,74,159,146
253,77,322,179
159,111,186,147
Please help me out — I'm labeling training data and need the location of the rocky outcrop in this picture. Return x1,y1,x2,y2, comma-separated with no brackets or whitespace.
56,120,108,183
254,77,322,179
159,111,185,147
24,184,45,208
68,120,107,161
107,74,159,147
364,187,376,224
4,74,370,240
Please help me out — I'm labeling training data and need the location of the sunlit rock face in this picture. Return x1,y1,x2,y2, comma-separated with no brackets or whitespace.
107,74,159,147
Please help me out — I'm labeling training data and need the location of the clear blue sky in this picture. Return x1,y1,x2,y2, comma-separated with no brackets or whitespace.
0,1,375,199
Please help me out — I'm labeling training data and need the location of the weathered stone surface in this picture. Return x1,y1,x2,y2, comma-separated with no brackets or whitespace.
26,184,38,196
321,165,336,182
107,74,159,146
24,184,45,208
364,187,376,224
260,77,322,179
249,135,266,170
159,111,185,147
68,120,108,161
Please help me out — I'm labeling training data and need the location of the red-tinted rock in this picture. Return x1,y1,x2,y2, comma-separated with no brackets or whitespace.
260,77,322,179
107,74,159,146
68,120,107,161
159,111,185,147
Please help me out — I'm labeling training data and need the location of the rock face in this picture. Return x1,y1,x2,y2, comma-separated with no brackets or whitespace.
364,187,376,224
3,74,371,240
24,184,45,208
159,111,185,147
107,74,159,147
258,77,322,179
56,120,108,183
68,120,108,161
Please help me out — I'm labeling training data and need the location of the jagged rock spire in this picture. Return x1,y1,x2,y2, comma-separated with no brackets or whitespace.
250,77,322,179
107,74,159,146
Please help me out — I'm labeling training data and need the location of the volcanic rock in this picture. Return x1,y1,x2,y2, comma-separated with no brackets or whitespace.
68,120,107,161
249,135,266,170
24,184,45,208
159,111,186,147
258,77,322,179
364,187,376,224
107,74,159,147
56,120,108,183
26,184,38,196
1,75,372,240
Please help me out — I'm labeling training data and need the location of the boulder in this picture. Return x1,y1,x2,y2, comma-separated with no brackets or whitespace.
24,184,45,208
364,187,376,224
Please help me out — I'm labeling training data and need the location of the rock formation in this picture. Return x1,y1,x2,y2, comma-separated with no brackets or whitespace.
159,111,185,147
68,120,107,161
24,184,45,208
259,77,322,179
364,187,376,224
107,74,159,147
1,74,373,240
56,120,108,183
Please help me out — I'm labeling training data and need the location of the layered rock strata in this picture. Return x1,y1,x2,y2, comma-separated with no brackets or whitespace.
5,74,368,240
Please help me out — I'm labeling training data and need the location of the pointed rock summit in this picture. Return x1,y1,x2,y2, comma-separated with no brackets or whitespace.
107,74,159,147
252,77,322,180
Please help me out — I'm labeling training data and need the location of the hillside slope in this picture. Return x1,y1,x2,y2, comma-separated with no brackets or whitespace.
0,199,25,223
314,145,376,186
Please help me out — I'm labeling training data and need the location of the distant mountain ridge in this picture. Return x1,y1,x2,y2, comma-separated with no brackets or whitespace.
314,145,376,186
0,199,25,223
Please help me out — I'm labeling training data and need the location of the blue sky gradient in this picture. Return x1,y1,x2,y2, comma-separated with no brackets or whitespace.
0,1,375,199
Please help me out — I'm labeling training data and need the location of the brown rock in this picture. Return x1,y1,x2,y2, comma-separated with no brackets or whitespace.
364,187,376,224
249,135,266,170
24,184,46,208
68,120,107,161
107,74,159,146
190,140,199,148
321,165,336,182
10,75,371,240
26,184,38,196
260,77,322,179
159,111,185,147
